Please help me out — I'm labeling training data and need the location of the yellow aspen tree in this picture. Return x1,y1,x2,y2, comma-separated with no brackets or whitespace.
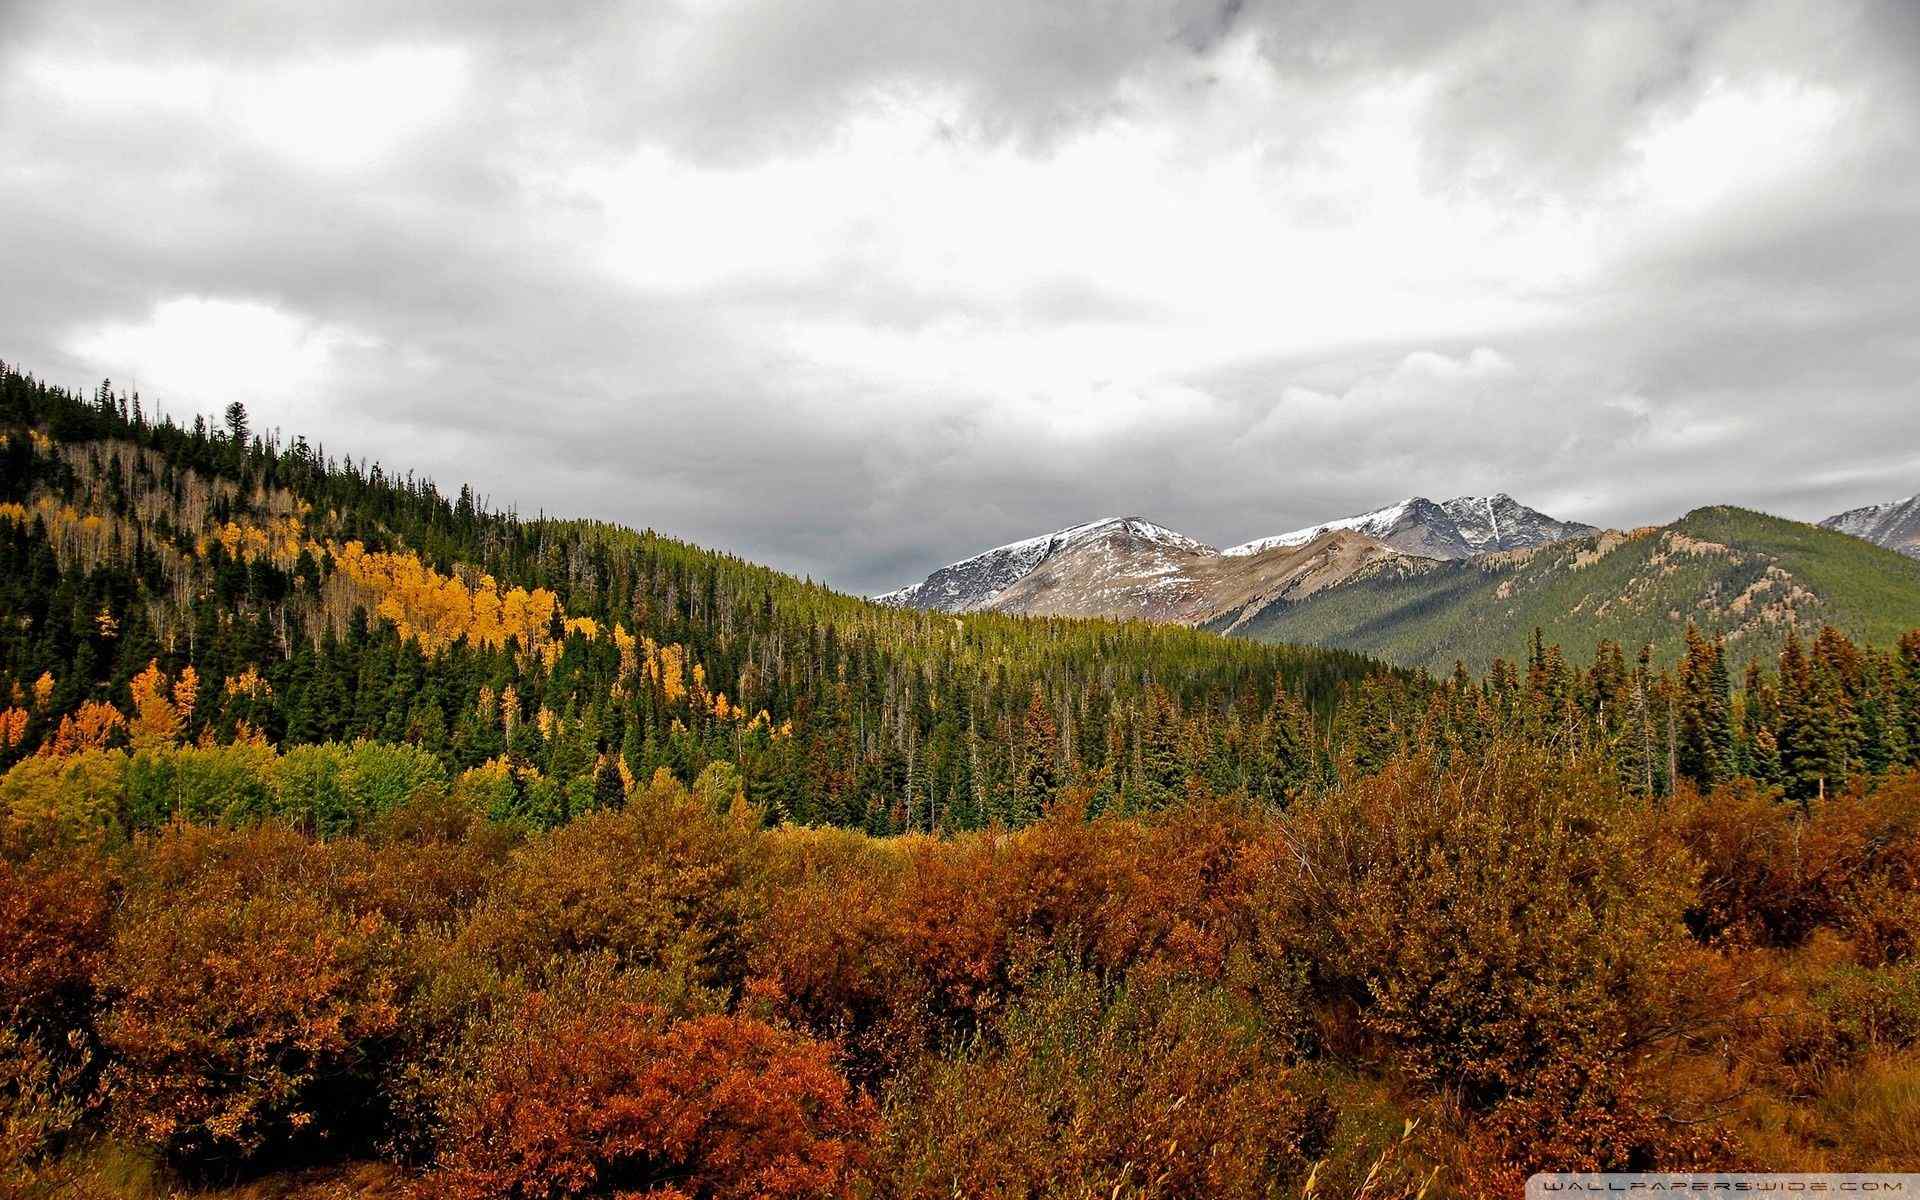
500,685,519,738
173,665,198,725
129,660,182,749
0,707,27,750
40,702,127,756
614,625,638,678
224,666,271,699
657,644,687,705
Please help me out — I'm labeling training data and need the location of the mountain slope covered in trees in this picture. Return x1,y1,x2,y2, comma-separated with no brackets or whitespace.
0,360,1392,832
1225,507,1920,673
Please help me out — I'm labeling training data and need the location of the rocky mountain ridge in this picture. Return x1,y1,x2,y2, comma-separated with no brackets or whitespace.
875,494,1595,623
1822,492,1920,559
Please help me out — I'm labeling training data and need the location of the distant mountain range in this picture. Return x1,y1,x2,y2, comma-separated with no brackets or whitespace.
1822,493,1920,560
875,494,1596,621
878,492,1920,671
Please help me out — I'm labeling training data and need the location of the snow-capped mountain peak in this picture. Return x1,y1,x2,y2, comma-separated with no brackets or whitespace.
1223,500,1419,557
873,517,1217,612
1226,493,1594,561
875,495,1596,620
1820,492,1920,559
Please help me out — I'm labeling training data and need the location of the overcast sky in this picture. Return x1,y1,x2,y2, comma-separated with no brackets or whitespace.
3,0,1917,593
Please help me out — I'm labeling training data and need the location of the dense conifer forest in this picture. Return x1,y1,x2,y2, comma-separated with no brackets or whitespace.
3,358,1919,1196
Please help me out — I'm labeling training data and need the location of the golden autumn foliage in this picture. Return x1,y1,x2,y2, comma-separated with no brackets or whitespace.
38,703,126,758
0,499,138,579
0,708,27,752
222,665,271,699
327,541,562,654
127,661,196,750
197,515,307,564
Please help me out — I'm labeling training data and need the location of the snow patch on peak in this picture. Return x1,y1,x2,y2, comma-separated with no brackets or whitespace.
1224,499,1421,557
1821,492,1920,559
873,516,1216,612
1230,493,1593,561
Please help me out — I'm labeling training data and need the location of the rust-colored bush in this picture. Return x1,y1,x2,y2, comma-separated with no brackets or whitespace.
0,1025,95,1179
97,823,405,1168
421,969,872,1200
0,835,112,1024
889,803,1143,1037
1464,1056,1740,1193
745,828,926,1081
1677,773,1920,950
753,799,1299,1084
876,970,1330,1200
1258,749,1710,1109
357,793,522,930
888,834,1017,1033
1099,795,1276,981
0,832,113,1171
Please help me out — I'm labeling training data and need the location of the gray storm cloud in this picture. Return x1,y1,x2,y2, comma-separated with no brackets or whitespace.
1,0,1916,595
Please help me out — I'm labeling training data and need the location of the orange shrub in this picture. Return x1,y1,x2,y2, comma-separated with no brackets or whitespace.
1677,772,1920,951
876,970,1330,1200
356,792,522,931
889,834,1015,1033
1097,794,1277,981
0,832,113,1169
420,971,873,1200
752,799,1301,1083
0,836,112,1024
97,823,405,1167
745,828,926,1082
889,803,1139,1037
1464,1056,1740,1193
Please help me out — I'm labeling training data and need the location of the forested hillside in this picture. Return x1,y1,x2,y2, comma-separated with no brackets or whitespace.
0,361,1392,832
5,361,1919,833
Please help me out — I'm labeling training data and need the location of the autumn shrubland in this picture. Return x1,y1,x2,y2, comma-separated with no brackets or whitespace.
0,751,1915,1197
4,366,1920,1195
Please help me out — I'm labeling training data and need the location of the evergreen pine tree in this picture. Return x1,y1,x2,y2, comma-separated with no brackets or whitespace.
594,754,626,811
1256,688,1312,807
